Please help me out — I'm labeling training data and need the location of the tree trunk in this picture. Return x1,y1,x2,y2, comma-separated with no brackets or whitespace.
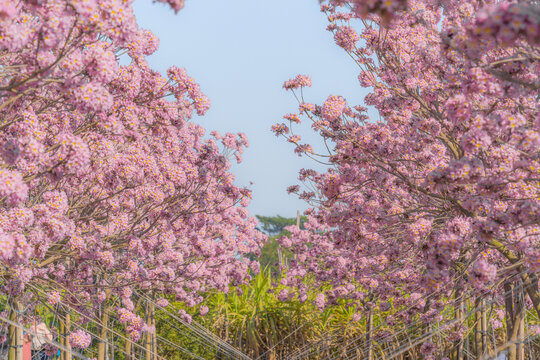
504,282,517,360
8,300,23,360
489,239,540,318
145,312,152,360
465,310,470,360
63,313,73,360
515,286,525,360
366,309,374,360
457,297,464,360
481,299,488,355
60,319,65,360
475,298,484,357
452,290,464,360
151,303,157,360
98,300,110,360
125,338,133,360
520,271,540,319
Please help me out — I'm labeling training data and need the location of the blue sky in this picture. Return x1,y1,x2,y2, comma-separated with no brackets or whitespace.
134,0,369,217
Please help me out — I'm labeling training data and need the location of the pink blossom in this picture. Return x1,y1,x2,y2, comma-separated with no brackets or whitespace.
277,289,289,301
69,330,91,349
470,258,497,289
0,0,17,20
334,26,359,51
47,291,61,306
314,293,326,310
283,75,312,90
0,232,14,261
0,170,28,206
199,306,209,316
322,95,347,121
156,298,169,307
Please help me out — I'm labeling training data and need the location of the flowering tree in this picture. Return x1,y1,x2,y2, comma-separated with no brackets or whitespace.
276,0,539,357
0,0,264,356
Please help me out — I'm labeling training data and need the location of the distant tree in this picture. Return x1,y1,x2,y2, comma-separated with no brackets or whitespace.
256,215,306,236
255,215,306,273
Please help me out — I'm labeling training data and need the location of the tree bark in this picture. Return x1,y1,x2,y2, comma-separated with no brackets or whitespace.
489,239,540,318
457,297,464,360
145,302,157,360
366,309,374,360
145,308,152,360
505,282,518,360
60,319,65,360
481,300,488,356
98,300,110,360
475,298,484,357
515,287,525,360
8,300,23,360
125,338,133,360
63,313,73,360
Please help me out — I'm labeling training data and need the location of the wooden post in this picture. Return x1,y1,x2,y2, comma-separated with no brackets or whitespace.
151,303,157,360
464,300,470,360
452,290,464,360
60,312,73,360
8,300,23,360
515,287,525,360
481,299,488,355
8,299,24,360
366,309,374,360
66,314,72,360
457,296,464,360
98,298,110,360
475,298,483,357
504,282,517,360
145,302,155,360
125,337,133,360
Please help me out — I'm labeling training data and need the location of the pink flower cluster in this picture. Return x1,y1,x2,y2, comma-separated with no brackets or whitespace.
69,330,91,349
156,298,169,307
118,308,146,341
326,0,408,21
283,75,312,90
471,3,540,47
322,95,347,121
470,258,497,289
334,26,359,51
47,291,61,306
199,305,209,316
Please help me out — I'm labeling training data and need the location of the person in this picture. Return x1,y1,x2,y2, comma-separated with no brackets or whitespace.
30,320,53,360
23,332,32,360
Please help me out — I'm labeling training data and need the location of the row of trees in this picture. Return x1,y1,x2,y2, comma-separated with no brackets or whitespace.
275,0,539,359
0,0,538,358
0,0,264,358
